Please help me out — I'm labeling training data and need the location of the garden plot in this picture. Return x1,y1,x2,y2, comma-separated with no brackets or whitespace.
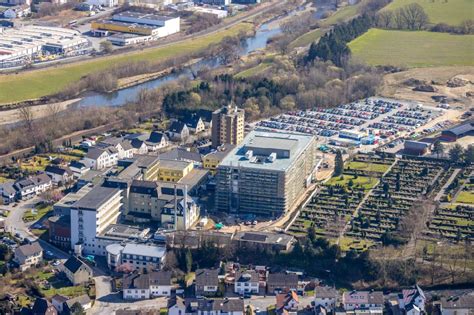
425,205,474,241
346,158,448,241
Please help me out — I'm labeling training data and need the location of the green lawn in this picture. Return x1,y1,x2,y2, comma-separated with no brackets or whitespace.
348,29,474,67
22,204,52,222
19,156,51,172
382,0,473,26
326,175,378,190
338,237,374,251
0,23,252,105
346,161,390,173
456,191,474,204
290,28,325,49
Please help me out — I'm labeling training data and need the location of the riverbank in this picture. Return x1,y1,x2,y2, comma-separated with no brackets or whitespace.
0,0,290,105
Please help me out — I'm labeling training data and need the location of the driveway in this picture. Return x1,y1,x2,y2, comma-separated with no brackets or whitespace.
1,197,69,260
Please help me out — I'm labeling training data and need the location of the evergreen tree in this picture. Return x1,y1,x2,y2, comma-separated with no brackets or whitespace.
334,150,344,176
185,249,193,273
449,144,464,164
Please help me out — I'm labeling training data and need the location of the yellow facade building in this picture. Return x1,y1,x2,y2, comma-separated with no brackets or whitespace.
157,159,194,182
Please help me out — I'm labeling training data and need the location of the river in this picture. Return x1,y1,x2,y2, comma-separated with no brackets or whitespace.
73,1,334,108
75,22,283,108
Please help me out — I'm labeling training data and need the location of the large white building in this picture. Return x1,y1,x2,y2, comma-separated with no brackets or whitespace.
70,186,122,256
0,26,89,67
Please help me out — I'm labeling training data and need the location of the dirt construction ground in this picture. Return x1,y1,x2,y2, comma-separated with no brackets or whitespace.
380,66,474,110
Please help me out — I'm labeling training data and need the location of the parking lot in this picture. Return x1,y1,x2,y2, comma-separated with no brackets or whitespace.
256,97,445,145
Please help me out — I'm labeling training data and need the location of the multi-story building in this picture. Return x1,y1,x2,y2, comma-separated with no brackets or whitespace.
14,242,43,271
118,243,167,271
70,186,122,255
215,131,318,217
123,271,172,300
203,144,235,175
195,268,220,297
342,291,384,313
126,180,200,229
211,104,245,148
234,270,259,295
158,159,194,182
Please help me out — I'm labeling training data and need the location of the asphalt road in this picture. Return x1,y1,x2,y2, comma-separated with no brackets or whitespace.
2,197,69,260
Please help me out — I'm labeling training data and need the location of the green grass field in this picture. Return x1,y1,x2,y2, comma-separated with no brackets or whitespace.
0,23,252,105
382,0,473,26
456,191,474,204
349,29,474,67
320,2,363,27
289,28,325,48
326,175,378,190
346,161,390,173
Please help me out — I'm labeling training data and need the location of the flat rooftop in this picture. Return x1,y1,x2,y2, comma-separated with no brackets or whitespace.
178,168,209,188
219,131,315,172
54,184,93,209
95,19,160,30
73,186,120,211
114,11,176,21
98,223,149,241
122,243,166,258
158,159,192,171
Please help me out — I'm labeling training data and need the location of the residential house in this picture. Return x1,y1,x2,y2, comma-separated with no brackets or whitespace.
63,294,92,314
276,291,299,315
398,285,426,315
4,4,30,18
129,138,149,155
438,294,474,315
123,271,172,300
168,121,190,142
61,256,92,285
168,297,196,315
31,298,58,315
195,268,220,297
14,242,43,271
97,137,135,159
267,273,298,294
0,182,17,204
184,115,206,134
45,165,74,185
145,131,169,152
314,286,338,313
197,298,244,315
342,291,384,313
69,161,90,178
197,109,213,128
82,147,118,170
234,270,259,295
14,173,52,200
51,295,68,314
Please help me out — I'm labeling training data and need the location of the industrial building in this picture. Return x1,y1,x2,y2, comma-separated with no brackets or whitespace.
0,25,90,67
211,104,245,148
215,131,318,217
92,11,180,38
440,120,474,142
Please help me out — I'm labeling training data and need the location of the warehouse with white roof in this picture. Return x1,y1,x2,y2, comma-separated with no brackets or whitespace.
0,25,90,68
